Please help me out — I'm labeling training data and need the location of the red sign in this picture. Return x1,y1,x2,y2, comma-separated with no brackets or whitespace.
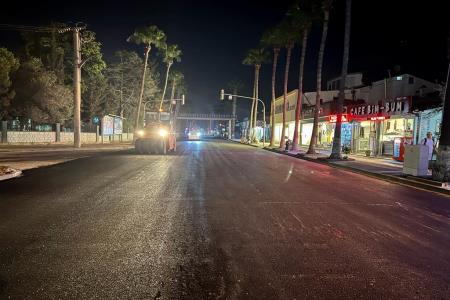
328,114,349,123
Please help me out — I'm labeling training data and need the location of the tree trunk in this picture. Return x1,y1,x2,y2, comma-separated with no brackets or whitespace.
253,65,261,143
433,62,450,182
159,62,172,111
280,44,293,149
248,72,256,140
269,48,280,147
292,29,309,152
330,0,352,159
307,10,330,154
170,79,177,131
134,46,151,134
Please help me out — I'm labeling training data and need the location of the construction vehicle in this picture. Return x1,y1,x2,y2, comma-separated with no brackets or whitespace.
135,112,176,154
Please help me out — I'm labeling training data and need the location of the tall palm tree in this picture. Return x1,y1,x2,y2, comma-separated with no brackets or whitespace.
243,48,269,141
289,4,313,152
127,25,166,131
278,20,298,149
433,31,450,182
261,26,284,147
307,0,333,154
159,44,182,112
169,70,184,131
227,79,244,138
330,0,352,159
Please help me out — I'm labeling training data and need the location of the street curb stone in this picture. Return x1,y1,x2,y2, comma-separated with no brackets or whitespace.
0,170,22,181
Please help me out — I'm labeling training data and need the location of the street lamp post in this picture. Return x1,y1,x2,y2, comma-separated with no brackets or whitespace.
220,89,266,147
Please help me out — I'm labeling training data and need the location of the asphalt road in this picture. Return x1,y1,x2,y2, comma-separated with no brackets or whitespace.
0,140,449,299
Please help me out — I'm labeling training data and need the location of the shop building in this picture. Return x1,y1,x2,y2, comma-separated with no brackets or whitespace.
272,73,443,157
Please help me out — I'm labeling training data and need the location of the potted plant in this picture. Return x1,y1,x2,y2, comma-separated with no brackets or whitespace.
365,149,371,157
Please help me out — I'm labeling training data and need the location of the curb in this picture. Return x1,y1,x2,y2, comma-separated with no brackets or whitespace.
228,139,262,148
262,146,450,197
0,170,22,181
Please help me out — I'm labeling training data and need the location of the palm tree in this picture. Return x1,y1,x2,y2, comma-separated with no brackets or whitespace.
433,31,450,182
278,20,298,149
169,70,184,131
261,26,284,147
330,0,352,159
289,4,313,152
243,48,269,141
127,25,166,131
159,44,182,112
227,79,245,138
307,0,333,154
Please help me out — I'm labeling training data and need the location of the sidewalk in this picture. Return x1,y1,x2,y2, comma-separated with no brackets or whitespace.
231,139,450,196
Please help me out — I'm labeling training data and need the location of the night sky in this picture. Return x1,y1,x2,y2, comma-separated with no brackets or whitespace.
1,0,448,117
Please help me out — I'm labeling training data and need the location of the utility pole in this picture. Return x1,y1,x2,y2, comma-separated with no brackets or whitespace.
73,27,82,148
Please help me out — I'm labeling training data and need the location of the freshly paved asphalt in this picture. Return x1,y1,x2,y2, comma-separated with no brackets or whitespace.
0,140,449,299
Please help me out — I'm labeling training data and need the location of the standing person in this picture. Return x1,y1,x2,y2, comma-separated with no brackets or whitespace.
423,132,436,167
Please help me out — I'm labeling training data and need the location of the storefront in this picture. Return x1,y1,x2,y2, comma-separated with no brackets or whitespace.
346,97,415,156
300,116,352,150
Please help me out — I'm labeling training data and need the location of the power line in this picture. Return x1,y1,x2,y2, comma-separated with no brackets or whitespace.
0,23,86,33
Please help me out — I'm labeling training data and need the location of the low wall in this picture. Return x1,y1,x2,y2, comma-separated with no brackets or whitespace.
7,131,56,143
3,131,133,144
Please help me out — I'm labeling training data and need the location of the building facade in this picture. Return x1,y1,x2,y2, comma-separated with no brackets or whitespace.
272,74,443,157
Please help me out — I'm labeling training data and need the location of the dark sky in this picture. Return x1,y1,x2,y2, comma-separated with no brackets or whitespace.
1,0,448,117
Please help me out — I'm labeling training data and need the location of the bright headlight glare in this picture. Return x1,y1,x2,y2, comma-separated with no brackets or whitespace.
158,129,168,137
137,130,144,136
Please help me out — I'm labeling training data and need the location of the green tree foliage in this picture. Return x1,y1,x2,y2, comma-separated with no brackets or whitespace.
79,31,108,122
127,25,166,130
20,23,71,83
159,44,182,110
20,27,108,123
105,51,160,127
13,58,72,123
0,48,20,119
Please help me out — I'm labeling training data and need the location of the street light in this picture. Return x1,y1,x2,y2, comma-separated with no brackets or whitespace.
219,89,266,146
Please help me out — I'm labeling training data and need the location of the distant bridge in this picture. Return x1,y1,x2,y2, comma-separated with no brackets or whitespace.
175,113,235,121
175,113,236,138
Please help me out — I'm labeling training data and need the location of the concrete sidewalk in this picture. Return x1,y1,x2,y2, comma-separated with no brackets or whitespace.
231,139,450,195
0,143,133,172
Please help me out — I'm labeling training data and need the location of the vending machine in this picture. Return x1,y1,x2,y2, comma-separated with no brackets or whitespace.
393,137,413,161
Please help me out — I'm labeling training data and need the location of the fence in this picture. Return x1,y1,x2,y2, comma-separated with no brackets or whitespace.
1,121,133,144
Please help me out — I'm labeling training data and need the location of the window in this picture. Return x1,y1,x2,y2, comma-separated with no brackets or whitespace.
408,77,414,84
396,76,403,81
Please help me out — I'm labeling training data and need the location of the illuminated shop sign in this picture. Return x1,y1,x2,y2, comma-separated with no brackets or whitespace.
328,114,349,123
346,97,410,117
368,116,390,121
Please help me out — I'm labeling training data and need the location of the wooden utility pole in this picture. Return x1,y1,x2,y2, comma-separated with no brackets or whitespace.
73,27,82,148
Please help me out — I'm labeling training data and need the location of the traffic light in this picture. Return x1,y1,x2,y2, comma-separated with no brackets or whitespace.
182,94,185,105
220,89,224,100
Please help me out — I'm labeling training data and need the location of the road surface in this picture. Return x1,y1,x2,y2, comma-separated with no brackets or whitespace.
0,140,449,299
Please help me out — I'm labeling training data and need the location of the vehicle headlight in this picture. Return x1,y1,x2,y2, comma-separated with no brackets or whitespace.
158,128,168,137
137,130,144,137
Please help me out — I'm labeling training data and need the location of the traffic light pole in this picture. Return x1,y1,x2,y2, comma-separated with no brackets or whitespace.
220,90,266,146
